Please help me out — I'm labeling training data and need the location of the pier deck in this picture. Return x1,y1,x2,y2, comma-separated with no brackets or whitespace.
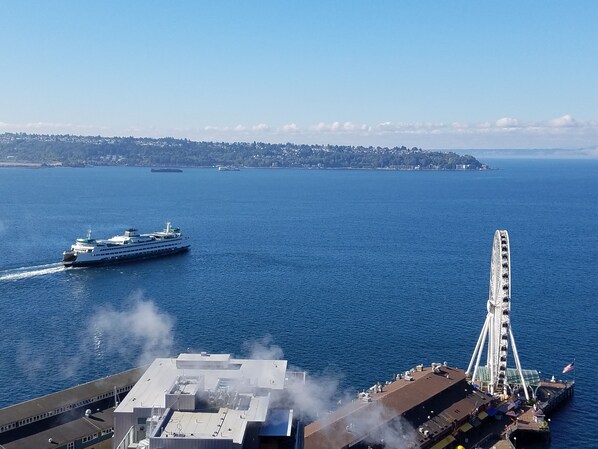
502,379,574,445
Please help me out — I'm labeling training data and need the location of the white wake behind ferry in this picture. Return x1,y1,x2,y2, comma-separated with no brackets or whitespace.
62,222,190,267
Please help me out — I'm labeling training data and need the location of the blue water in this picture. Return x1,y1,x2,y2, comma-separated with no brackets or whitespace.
0,161,596,447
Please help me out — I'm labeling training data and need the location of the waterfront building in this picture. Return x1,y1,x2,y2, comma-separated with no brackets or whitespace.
0,367,145,449
113,352,304,449
304,363,493,449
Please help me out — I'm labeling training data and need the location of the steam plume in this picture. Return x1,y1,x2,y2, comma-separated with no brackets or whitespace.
89,290,175,365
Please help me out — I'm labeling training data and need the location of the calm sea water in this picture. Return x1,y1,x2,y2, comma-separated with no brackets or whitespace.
0,161,596,447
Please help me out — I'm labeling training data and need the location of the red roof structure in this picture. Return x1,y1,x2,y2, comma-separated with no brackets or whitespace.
305,365,491,449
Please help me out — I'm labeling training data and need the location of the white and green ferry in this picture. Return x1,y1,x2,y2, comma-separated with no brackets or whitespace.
62,222,189,267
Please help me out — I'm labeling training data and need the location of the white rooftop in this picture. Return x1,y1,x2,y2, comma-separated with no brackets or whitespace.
116,353,287,414
114,353,289,446
159,394,270,444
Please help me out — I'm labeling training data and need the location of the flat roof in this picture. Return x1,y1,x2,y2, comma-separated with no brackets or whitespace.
1,408,114,449
115,358,178,412
116,354,287,415
163,409,247,444
0,366,146,425
304,366,472,449
177,353,231,366
156,391,272,444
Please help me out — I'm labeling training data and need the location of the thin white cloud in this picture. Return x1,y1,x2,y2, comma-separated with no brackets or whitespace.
307,121,371,133
547,114,576,127
252,123,270,132
376,121,394,130
312,122,329,132
281,123,299,132
495,117,519,128
0,121,106,133
2,115,598,154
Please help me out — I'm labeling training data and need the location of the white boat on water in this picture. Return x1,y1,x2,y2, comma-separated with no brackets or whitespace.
62,222,190,267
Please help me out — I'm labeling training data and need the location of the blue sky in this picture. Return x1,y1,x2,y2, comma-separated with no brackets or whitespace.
1,1,597,155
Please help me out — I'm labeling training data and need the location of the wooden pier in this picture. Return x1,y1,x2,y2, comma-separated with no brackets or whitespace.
502,379,574,445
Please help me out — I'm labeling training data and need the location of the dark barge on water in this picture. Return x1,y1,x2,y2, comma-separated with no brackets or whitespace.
150,168,183,173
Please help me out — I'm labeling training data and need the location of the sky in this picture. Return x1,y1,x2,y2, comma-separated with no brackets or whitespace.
1,1,597,156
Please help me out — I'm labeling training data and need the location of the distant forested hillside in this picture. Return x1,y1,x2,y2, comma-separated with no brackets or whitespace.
0,133,488,170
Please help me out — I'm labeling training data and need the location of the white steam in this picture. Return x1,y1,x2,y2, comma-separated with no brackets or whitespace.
242,336,417,448
285,370,346,421
347,402,418,449
16,291,176,382
242,336,345,420
243,334,284,360
90,290,175,365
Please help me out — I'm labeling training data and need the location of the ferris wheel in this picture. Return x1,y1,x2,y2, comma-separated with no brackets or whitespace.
466,230,529,400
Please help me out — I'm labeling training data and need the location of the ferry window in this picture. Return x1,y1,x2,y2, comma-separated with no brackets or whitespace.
67,442,75,449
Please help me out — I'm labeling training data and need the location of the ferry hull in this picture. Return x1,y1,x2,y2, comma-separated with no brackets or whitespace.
62,245,190,267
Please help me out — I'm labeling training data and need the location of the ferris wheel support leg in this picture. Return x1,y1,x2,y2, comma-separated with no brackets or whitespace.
467,313,489,374
509,327,530,401
470,314,490,387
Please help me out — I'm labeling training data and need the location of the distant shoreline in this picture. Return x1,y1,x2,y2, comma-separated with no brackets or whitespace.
0,163,493,171
0,132,487,170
